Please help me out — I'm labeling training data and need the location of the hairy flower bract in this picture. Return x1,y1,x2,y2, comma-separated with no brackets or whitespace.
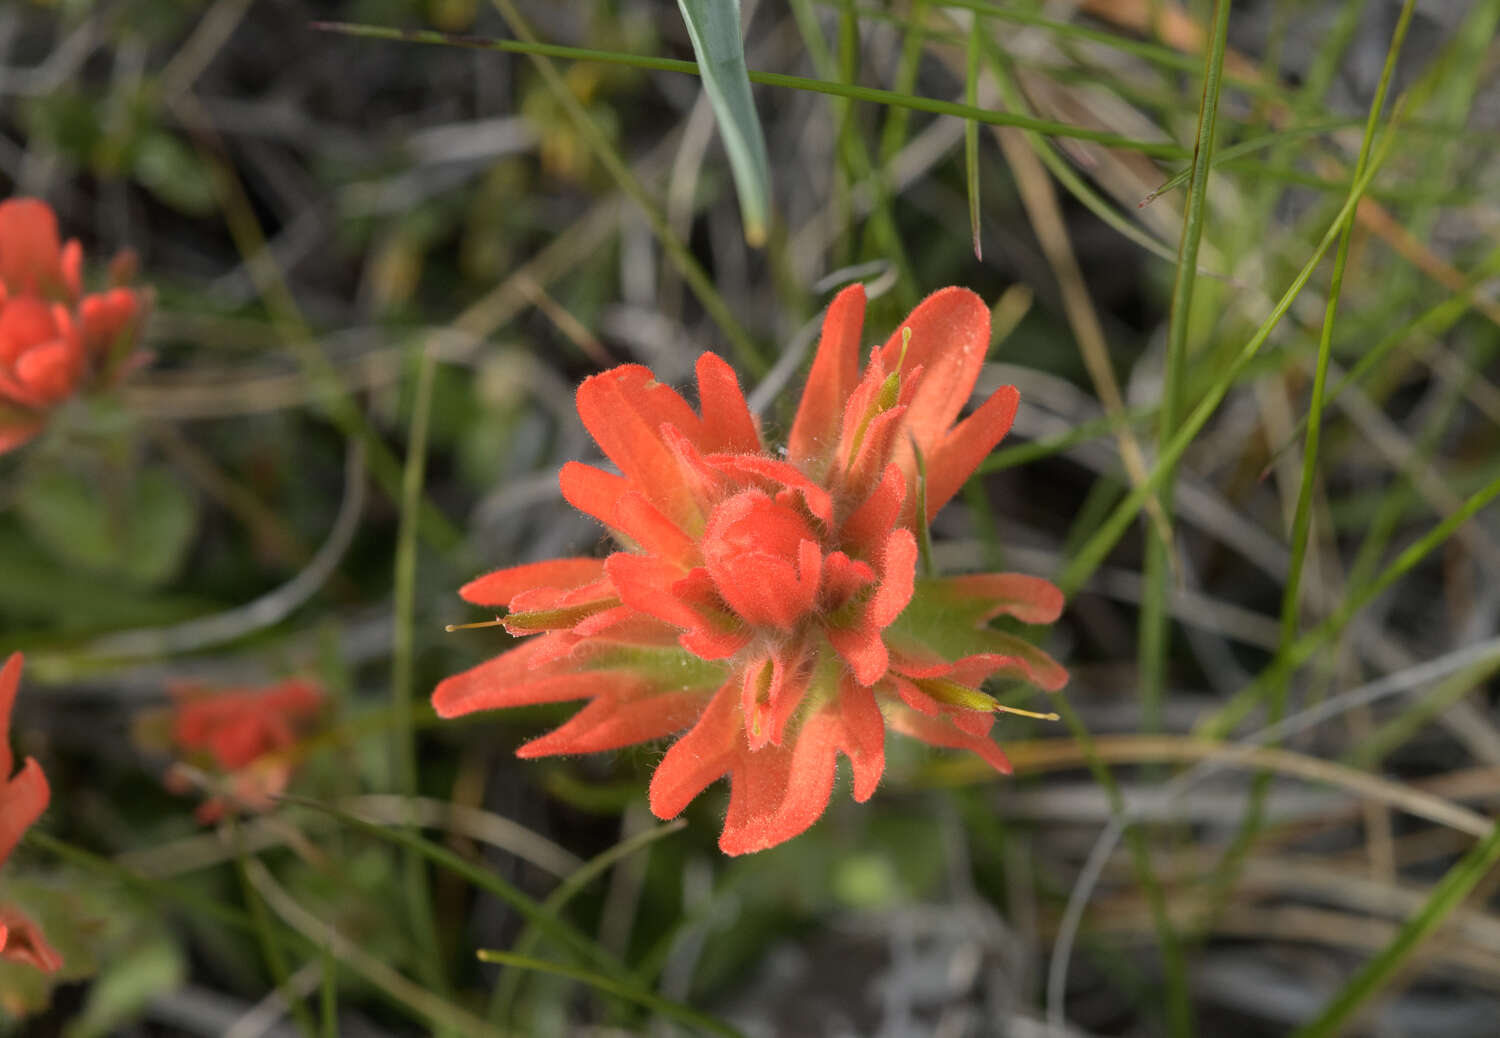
0,197,148,455
435,286,1067,854
165,678,324,823
0,654,60,973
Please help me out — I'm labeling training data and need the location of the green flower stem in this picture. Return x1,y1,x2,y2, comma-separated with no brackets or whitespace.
392,345,447,994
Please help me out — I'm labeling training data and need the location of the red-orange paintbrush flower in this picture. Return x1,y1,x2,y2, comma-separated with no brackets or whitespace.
0,654,61,973
435,286,1067,854
165,678,324,823
0,197,148,455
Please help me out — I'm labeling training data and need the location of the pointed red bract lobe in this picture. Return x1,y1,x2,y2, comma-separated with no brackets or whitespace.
436,283,1066,853
0,654,60,973
789,283,865,470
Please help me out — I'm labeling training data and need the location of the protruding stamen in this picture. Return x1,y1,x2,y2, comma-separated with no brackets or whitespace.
913,676,1059,722
994,704,1060,721
445,617,507,633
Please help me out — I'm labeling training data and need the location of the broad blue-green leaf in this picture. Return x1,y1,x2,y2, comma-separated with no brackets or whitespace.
676,0,772,245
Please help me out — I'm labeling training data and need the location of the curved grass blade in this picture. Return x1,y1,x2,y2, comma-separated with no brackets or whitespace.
32,830,495,1037
233,824,319,1038
476,950,746,1038
1289,822,1500,1038
280,796,727,1036
676,0,773,246
489,820,687,1021
277,794,617,977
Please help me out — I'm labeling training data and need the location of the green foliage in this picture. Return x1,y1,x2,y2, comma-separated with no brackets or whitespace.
675,0,773,246
16,464,197,588
0,874,184,1030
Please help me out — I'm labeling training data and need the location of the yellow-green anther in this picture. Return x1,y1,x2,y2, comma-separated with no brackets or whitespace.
878,327,912,409
847,327,914,467
749,658,774,737
505,597,622,631
915,676,1000,713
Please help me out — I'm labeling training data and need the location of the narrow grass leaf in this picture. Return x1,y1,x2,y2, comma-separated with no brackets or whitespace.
312,21,1189,158
1059,105,1406,597
233,825,318,1038
320,940,338,1038
392,346,447,993
476,950,746,1038
277,794,617,977
1136,3,1233,1028
676,0,773,246
965,16,982,259
1290,822,1500,1038
490,820,687,1021
1210,0,1420,926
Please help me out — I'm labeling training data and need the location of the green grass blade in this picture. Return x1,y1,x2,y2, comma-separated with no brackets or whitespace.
1345,656,1500,769
1198,465,1500,740
234,826,319,1038
1136,3,1232,1031
486,0,767,376
979,407,1155,474
964,16,982,260
278,794,619,977
1144,120,1366,204
320,940,338,1038
27,830,260,935
476,950,746,1038
312,21,1189,158
392,346,448,993
875,0,929,165
1059,102,1406,598
676,0,773,246
971,27,1212,279
1289,822,1500,1038
489,820,687,1021
1212,0,1419,909
280,796,726,1034
1141,0,1232,732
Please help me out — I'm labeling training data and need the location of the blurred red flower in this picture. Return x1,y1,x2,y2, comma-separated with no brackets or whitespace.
166,678,324,823
436,286,1067,854
0,654,60,973
0,197,148,455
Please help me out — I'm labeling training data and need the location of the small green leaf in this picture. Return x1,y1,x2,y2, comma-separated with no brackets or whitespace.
132,130,217,215
17,464,198,587
676,0,773,245
0,872,183,1027
65,936,186,1038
